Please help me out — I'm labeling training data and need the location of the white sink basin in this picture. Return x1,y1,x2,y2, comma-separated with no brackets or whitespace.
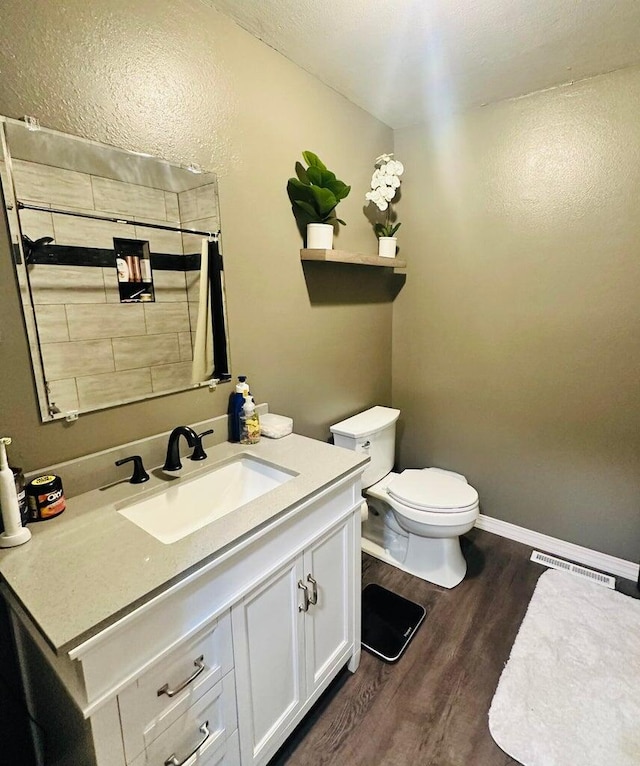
117,455,296,544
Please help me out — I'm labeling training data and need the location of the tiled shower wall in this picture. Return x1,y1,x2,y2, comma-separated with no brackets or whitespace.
7,159,218,415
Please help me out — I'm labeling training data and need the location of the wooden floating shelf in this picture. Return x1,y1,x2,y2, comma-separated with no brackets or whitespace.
300,249,407,270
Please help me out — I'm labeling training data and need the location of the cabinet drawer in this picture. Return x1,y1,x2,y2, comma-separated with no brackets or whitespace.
130,672,238,766
197,729,240,766
119,612,233,763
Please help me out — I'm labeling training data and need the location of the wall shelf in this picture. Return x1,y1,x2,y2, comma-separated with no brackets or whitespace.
300,249,407,270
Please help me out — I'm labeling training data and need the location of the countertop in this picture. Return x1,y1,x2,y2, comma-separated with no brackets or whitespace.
0,435,367,654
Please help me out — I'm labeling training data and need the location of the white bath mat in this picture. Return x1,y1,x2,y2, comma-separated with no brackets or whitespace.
489,569,640,766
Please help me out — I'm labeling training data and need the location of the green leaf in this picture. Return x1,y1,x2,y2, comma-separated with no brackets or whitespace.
287,177,316,202
306,165,324,187
307,167,341,192
336,218,346,226
327,180,351,200
373,220,402,238
295,161,310,185
293,200,317,218
287,176,307,194
302,151,327,171
288,179,319,222
287,178,306,204
308,185,338,216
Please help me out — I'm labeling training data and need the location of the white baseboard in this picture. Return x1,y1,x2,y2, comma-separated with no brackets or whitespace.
475,513,639,582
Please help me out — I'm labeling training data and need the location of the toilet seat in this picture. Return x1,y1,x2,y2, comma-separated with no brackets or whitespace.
387,469,479,514
385,495,479,529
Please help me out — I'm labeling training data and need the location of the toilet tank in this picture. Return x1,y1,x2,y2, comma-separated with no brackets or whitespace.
330,406,400,488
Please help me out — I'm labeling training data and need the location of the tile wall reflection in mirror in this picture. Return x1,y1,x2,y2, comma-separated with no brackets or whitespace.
0,117,230,422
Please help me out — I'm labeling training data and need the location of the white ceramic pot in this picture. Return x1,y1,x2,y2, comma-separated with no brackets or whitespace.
378,236,397,258
306,223,334,249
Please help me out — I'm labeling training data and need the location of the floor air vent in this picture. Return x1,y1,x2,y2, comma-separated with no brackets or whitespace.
530,551,615,589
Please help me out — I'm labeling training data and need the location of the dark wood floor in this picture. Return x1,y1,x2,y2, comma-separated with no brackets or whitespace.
271,529,544,766
271,530,639,766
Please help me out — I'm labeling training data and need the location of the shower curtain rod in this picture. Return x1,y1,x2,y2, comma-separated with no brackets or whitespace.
17,201,220,239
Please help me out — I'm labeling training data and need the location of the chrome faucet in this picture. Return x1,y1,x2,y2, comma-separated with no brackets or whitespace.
163,426,198,471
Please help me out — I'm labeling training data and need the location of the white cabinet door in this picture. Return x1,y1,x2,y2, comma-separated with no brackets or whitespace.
233,557,306,766
234,515,357,766
303,519,354,694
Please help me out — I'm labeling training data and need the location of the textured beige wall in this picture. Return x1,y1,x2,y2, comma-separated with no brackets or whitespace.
0,0,394,470
394,67,640,561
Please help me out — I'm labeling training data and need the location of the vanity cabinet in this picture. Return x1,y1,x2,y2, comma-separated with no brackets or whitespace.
232,518,354,766
5,469,363,766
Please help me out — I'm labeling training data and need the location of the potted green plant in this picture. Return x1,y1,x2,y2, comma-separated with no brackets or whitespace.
365,153,404,257
287,151,351,249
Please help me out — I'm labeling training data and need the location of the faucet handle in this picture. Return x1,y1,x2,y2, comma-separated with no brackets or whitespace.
190,429,214,461
115,455,150,484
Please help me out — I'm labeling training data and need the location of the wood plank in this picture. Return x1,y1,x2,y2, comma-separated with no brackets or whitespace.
300,249,407,269
270,528,543,766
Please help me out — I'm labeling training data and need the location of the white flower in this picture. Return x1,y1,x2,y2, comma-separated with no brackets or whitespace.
387,160,404,176
381,185,396,201
365,187,389,211
366,155,404,213
370,168,385,189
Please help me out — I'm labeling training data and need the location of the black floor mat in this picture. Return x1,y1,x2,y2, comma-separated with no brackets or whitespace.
361,583,426,662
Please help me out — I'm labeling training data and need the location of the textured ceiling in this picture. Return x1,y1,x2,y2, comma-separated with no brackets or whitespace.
205,0,640,128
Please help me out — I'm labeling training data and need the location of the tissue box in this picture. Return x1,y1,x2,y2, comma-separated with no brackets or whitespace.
260,413,293,439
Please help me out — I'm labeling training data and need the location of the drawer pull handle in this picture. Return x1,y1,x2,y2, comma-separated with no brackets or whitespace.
157,655,205,698
298,580,309,612
307,574,318,605
164,720,210,766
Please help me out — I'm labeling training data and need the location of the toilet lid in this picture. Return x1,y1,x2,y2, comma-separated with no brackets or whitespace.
387,469,478,512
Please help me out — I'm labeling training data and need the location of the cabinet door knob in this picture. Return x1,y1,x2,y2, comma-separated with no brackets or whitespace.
157,655,205,698
298,580,310,612
307,574,318,605
164,720,211,766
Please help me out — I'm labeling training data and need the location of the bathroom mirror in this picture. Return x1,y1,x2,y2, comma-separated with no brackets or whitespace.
0,116,231,422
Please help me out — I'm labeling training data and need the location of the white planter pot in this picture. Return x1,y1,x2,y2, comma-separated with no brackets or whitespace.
378,237,397,258
306,223,334,249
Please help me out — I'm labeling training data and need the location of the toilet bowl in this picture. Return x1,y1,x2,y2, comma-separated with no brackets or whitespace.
367,469,479,588
330,406,480,589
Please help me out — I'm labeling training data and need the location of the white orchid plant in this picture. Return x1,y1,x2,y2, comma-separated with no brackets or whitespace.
365,153,404,238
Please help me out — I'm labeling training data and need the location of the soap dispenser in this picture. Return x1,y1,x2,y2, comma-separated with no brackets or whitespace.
240,397,261,445
228,375,250,442
0,438,31,548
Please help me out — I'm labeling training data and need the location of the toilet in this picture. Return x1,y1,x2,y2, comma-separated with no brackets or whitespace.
330,406,480,588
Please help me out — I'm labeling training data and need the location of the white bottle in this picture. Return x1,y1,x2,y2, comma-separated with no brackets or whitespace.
236,376,250,398
0,438,31,547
